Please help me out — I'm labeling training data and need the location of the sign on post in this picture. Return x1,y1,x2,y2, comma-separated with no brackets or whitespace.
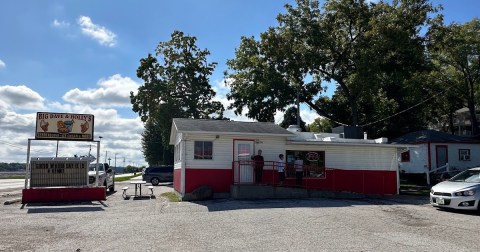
35,112,94,141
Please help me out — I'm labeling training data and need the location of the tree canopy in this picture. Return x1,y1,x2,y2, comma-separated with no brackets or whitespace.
428,18,480,135
131,31,225,162
225,0,439,138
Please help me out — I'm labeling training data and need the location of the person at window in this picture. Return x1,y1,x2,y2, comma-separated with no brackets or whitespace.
277,154,285,185
252,150,264,183
294,156,304,186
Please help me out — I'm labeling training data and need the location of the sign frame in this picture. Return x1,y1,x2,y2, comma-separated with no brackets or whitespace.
35,112,94,141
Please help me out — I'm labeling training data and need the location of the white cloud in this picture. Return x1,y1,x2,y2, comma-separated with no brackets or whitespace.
51,19,70,28
0,85,45,110
0,82,146,164
0,59,5,69
62,74,140,107
77,16,117,47
0,102,146,165
300,108,320,125
212,78,231,97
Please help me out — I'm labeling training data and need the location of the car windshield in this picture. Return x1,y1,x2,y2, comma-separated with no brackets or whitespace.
88,164,105,172
449,169,480,183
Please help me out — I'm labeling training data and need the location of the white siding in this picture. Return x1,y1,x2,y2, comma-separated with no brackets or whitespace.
287,144,398,171
254,136,286,169
398,145,428,174
182,133,287,170
430,143,480,170
399,143,480,174
176,132,399,172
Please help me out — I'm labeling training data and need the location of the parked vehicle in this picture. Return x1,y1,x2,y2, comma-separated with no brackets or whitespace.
430,167,480,211
88,163,115,192
142,166,173,185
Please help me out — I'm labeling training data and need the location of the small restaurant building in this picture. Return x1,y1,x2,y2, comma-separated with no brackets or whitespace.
169,118,407,200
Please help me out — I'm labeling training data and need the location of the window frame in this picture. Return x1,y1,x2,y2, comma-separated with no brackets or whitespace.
194,141,213,160
459,149,471,161
400,150,410,162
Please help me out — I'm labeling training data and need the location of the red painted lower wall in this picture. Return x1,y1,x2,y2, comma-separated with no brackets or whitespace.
183,167,397,195
267,169,397,194
174,169,182,193
184,168,232,193
22,187,106,203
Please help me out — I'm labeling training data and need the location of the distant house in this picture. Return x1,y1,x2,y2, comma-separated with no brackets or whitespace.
170,118,409,200
392,130,480,174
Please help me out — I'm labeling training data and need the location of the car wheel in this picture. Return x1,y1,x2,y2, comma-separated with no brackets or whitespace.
109,181,115,192
151,177,160,186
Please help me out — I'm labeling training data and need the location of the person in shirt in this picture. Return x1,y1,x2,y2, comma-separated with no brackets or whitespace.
294,156,304,186
251,149,264,183
277,154,285,185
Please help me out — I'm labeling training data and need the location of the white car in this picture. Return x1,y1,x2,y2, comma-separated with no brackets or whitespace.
88,163,115,192
430,167,480,211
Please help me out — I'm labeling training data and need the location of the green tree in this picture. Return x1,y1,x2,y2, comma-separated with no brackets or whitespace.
131,30,225,152
225,0,437,138
428,18,480,135
142,119,173,166
307,117,332,133
279,106,307,131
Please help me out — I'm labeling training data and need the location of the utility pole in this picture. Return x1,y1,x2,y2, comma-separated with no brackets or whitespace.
104,150,108,163
114,153,117,169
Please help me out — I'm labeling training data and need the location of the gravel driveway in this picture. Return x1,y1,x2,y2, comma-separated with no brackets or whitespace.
1,182,480,251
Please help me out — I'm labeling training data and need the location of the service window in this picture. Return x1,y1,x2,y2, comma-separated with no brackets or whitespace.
194,141,213,160
285,150,325,178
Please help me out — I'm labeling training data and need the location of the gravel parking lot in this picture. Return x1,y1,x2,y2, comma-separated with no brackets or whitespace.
1,182,480,252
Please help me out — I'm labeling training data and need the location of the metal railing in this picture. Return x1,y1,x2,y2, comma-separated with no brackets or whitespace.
425,163,449,185
232,160,326,186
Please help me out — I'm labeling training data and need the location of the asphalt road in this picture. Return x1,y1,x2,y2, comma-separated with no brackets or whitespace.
0,179,24,192
1,183,480,252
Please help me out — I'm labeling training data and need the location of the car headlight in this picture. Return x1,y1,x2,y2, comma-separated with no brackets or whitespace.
430,188,434,194
454,190,475,196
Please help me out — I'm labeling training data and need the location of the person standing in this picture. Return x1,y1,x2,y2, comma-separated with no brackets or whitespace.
277,154,285,185
252,150,264,183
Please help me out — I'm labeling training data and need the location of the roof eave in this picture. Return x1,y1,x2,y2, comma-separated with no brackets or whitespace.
287,141,416,148
176,130,293,137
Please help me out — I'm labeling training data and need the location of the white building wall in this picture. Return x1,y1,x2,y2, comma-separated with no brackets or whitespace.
430,143,480,170
399,143,480,174
286,144,398,171
182,133,287,170
398,145,428,174
254,137,286,169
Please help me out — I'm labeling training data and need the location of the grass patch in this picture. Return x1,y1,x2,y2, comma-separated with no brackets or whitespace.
115,175,141,182
161,192,181,202
399,184,431,196
399,175,431,196
0,175,25,179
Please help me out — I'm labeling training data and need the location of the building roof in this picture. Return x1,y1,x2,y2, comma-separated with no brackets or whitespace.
391,130,480,144
170,118,293,143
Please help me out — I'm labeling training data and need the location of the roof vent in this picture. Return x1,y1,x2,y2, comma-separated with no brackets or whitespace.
287,125,301,132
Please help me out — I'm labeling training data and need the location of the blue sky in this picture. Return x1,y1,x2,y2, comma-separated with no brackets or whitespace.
0,0,479,164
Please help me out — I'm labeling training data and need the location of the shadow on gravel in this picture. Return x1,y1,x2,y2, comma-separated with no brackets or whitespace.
27,206,104,214
191,195,431,212
22,201,107,214
433,207,480,216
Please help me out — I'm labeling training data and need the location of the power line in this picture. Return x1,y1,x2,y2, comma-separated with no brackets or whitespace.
360,87,451,127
